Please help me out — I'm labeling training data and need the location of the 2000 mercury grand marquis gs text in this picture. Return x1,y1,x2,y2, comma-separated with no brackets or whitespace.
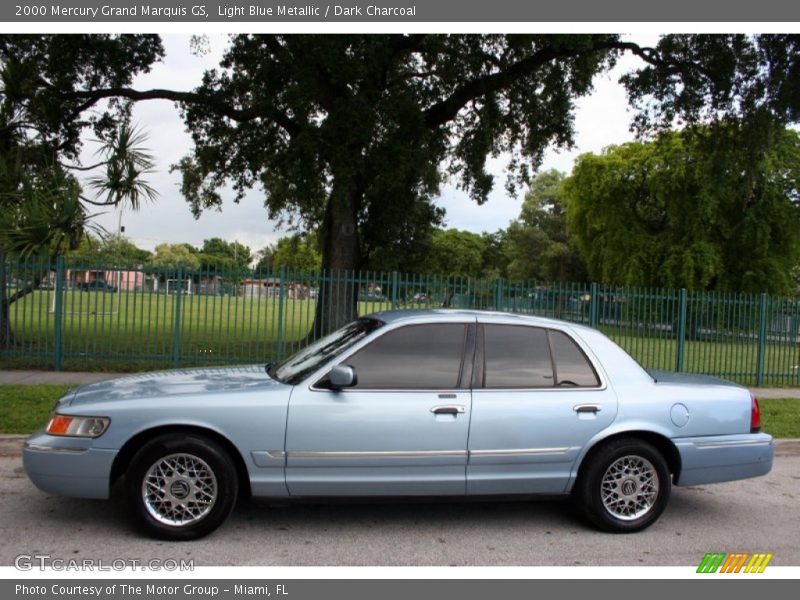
23,310,774,540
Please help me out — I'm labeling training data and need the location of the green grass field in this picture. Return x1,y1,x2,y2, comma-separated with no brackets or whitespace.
2,289,800,386
1,290,395,372
1,384,797,437
0,385,72,434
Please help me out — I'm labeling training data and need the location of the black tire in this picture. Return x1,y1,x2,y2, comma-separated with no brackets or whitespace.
573,438,671,533
126,434,238,540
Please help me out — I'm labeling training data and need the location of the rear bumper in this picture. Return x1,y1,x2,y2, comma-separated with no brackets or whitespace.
673,433,774,486
22,430,117,499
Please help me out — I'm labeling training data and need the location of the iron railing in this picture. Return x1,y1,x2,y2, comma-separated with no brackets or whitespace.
1,257,799,386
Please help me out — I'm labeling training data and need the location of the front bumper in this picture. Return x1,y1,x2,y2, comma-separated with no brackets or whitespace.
22,429,118,499
673,432,774,486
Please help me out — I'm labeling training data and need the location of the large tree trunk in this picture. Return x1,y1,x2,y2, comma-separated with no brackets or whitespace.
308,183,362,340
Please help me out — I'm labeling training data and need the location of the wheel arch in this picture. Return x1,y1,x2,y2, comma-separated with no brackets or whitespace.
110,424,252,498
570,430,682,491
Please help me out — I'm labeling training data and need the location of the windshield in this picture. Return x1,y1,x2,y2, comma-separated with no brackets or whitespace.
268,318,384,385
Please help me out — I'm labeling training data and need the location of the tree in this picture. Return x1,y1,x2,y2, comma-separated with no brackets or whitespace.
0,35,162,347
620,35,800,288
504,170,587,282
148,243,201,272
198,237,252,272
0,35,162,222
564,128,800,293
271,234,322,273
67,234,151,267
49,34,800,333
102,235,152,266
253,244,276,273
479,230,509,279
428,229,486,278
61,34,643,334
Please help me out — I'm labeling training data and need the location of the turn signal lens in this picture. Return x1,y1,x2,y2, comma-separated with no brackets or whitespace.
750,395,761,433
46,415,73,435
46,414,110,438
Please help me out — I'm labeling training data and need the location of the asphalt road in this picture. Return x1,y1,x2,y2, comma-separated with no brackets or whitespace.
1,438,798,567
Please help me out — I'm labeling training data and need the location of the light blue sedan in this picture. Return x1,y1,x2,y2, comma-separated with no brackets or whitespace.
23,310,774,539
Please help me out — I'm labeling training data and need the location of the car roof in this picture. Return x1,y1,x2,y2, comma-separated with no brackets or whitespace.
368,308,590,331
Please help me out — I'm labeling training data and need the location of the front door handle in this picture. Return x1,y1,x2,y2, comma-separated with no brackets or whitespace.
431,405,465,415
573,404,602,414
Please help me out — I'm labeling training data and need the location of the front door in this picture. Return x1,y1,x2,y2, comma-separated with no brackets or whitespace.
285,321,474,496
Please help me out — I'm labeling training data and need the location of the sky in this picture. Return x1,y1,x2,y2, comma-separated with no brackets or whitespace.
82,34,658,256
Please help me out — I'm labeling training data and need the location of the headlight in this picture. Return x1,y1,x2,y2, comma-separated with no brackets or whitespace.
46,414,110,438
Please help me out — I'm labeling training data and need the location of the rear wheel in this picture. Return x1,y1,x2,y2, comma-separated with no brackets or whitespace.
126,434,238,540
574,438,671,533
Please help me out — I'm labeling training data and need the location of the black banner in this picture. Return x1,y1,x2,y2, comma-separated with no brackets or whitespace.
5,579,797,600
4,0,800,22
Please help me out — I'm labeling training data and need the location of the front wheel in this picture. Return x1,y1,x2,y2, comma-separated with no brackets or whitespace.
574,438,671,533
126,434,238,540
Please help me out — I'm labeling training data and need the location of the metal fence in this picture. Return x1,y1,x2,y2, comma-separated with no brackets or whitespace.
1,257,799,386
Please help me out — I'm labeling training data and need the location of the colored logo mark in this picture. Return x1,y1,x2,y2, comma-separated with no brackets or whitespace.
697,552,773,573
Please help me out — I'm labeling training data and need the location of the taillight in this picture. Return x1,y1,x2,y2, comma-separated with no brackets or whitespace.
750,395,761,433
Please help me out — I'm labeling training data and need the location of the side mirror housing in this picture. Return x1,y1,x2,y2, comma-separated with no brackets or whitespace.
329,364,357,389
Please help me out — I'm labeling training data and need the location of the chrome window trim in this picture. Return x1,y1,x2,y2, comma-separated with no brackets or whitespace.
309,385,472,394
309,382,607,395
470,383,608,393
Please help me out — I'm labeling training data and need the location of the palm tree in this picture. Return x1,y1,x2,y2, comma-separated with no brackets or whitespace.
0,124,157,347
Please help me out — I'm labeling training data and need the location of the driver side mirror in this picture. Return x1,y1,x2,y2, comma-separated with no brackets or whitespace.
329,364,357,390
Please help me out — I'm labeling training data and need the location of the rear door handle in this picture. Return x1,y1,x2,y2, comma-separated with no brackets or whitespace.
573,404,602,414
431,405,465,415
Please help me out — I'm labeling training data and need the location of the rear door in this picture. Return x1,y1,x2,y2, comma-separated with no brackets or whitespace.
467,321,617,495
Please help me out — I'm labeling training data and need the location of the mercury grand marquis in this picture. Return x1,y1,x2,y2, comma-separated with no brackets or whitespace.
23,310,774,539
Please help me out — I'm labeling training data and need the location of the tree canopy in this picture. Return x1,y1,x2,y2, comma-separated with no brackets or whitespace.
67,234,151,267
270,234,322,273
504,170,586,282
0,34,163,230
565,127,800,294
148,243,200,271
57,34,637,332
198,237,252,272
427,229,487,278
6,33,800,331
0,35,163,347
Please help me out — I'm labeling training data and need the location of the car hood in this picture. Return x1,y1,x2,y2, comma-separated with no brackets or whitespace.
64,365,288,406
